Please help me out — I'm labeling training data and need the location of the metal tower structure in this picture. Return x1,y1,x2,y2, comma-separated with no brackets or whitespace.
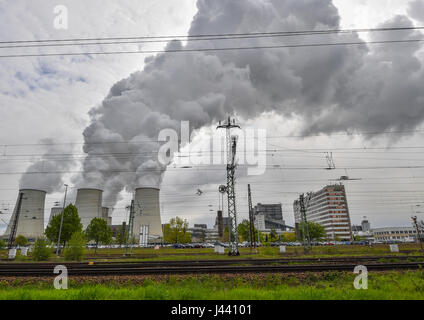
247,184,257,252
299,193,312,251
8,192,24,248
125,200,135,256
217,117,240,256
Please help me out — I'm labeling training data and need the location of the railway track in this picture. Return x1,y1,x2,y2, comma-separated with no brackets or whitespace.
1,254,422,266
0,256,423,277
0,262,423,276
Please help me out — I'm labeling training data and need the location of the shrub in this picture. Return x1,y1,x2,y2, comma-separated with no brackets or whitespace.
64,232,86,261
32,238,52,261
0,239,6,249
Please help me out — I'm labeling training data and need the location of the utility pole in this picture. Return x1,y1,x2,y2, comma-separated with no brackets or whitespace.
412,216,423,251
299,194,311,252
217,117,240,256
8,192,24,249
247,184,256,253
125,200,135,256
56,184,68,256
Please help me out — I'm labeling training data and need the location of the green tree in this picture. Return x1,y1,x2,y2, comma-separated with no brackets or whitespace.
163,217,191,244
115,225,128,247
32,238,51,261
299,221,326,241
282,232,296,242
64,232,86,261
14,235,28,247
45,204,82,249
85,218,112,253
270,228,278,242
223,226,229,242
0,239,6,249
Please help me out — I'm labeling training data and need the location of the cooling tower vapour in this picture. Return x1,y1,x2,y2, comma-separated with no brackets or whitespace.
133,187,162,243
75,188,103,229
5,189,46,241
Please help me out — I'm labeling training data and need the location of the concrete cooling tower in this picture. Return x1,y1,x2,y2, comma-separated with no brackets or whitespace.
133,188,163,244
75,188,103,229
49,207,63,225
102,207,112,226
5,189,46,241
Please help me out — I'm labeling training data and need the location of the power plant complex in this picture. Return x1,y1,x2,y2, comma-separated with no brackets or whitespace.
2,187,162,244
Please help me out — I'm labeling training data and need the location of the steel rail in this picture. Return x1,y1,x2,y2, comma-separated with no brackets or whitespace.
0,262,423,277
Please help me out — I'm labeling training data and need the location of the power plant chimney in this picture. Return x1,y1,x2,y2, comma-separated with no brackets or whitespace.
75,188,103,229
133,187,162,244
5,189,46,241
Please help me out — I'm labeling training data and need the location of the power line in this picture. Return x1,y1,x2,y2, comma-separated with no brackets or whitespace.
0,39,423,59
1,25,423,45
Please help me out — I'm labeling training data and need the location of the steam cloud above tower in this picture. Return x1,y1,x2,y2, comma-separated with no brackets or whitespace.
19,0,424,207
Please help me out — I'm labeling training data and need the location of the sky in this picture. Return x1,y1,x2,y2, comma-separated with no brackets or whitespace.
0,0,423,235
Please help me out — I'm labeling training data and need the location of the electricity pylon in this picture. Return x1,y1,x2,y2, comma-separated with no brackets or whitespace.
217,117,240,256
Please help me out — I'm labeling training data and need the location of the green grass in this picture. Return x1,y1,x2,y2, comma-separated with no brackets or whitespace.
1,271,424,300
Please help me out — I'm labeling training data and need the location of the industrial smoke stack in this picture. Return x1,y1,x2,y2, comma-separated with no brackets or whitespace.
75,188,103,230
5,189,46,241
133,187,162,243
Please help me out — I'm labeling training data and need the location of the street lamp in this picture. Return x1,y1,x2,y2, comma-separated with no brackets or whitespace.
56,184,68,256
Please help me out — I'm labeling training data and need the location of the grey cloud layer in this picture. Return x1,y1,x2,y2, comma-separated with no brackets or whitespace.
19,0,424,208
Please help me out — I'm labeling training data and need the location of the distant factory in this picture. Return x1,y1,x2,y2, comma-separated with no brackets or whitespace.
253,203,287,232
2,187,162,244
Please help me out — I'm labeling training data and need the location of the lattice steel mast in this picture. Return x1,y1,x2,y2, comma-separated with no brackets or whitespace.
247,184,256,252
299,193,312,251
217,117,240,256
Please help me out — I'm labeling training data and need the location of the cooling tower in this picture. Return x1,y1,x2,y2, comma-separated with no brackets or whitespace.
75,188,103,229
5,189,46,241
133,188,162,243
102,207,112,226
48,207,63,225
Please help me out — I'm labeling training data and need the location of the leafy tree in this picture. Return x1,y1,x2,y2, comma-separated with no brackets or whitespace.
85,218,112,253
270,228,278,242
64,232,86,261
223,226,229,242
14,235,28,247
115,225,129,247
32,238,51,261
45,204,82,249
0,239,6,249
281,232,296,242
237,219,258,242
298,221,326,241
163,217,191,244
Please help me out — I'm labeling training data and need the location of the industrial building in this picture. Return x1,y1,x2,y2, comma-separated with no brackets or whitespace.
352,217,374,241
189,224,219,243
253,203,287,232
4,189,46,241
293,184,353,241
372,227,418,243
132,187,163,244
74,188,103,230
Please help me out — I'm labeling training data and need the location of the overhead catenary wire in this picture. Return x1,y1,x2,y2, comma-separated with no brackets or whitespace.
1,25,423,45
0,39,423,59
